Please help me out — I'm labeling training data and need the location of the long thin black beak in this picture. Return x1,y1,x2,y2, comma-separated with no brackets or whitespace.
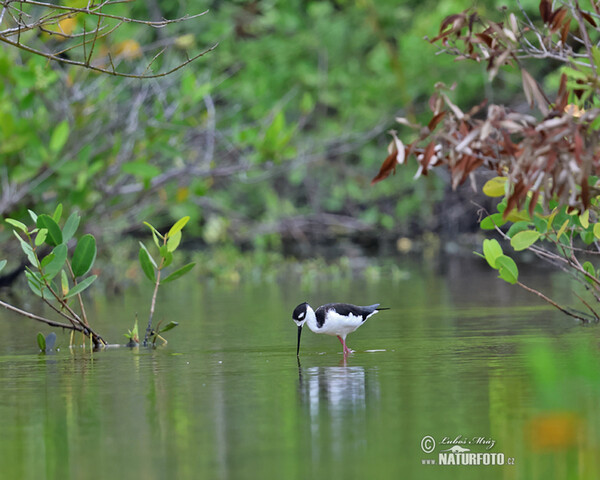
296,325,303,356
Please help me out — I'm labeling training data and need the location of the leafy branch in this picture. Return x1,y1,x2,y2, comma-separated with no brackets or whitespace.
0,0,216,77
373,1,600,320
2,205,105,345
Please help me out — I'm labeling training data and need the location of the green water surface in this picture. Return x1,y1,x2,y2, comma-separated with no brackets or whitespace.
1,259,599,479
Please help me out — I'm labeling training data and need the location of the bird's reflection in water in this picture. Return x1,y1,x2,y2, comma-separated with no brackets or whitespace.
297,357,380,461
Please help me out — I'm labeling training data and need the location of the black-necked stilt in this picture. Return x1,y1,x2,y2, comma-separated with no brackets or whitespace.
292,302,389,356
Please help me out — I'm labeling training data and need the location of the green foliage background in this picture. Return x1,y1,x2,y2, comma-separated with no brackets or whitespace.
0,0,540,269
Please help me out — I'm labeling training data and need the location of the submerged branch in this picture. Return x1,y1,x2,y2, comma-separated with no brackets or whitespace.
516,281,595,322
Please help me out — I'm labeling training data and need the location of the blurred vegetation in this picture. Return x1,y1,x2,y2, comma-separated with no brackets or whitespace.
0,0,540,279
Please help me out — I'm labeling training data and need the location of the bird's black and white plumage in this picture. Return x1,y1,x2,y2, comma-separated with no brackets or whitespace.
292,302,388,356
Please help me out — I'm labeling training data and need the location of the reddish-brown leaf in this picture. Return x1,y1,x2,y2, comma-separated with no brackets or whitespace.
467,99,488,117
574,128,583,165
428,111,446,131
556,73,568,112
582,176,590,209
546,150,557,172
561,18,571,43
502,132,517,156
460,157,484,184
439,14,463,34
529,190,540,217
474,33,493,47
421,141,436,176
468,12,478,34
505,181,527,217
371,151,397,185
579,8,597,27
550,7,568,31
540,0,552,24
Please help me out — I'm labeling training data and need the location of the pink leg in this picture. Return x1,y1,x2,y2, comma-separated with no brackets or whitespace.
337,336,354,355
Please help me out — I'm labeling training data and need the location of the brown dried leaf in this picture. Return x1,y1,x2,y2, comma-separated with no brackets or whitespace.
421,141,436,176
574,129,583,165
428,111,447,131
561,18,571,43
540,0,552,24
521,69,549,115
371,150,397,185
550,7,568,32
579,8,597,27
474,33,493,47
529,190,540,217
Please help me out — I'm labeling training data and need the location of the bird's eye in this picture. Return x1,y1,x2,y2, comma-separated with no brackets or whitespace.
298,312,305,319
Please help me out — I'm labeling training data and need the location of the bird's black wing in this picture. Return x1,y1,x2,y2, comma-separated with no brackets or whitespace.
317,303,380,324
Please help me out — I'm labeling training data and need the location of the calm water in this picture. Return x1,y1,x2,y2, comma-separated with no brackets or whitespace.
1,258,599,479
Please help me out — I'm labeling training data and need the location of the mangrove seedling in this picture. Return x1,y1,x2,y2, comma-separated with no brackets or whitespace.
1,205,106,347
139,216,195,345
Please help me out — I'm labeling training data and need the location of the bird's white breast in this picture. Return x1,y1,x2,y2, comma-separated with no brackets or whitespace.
318,310,364,337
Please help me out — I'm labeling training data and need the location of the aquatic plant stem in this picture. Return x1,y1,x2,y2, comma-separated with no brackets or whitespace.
0,298,74,329
0,297,108,346
516,281,592,322
66,260,89,326
144,261,163,345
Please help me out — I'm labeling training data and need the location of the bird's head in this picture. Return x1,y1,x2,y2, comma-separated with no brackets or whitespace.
292,302,309,327
292,302,309,356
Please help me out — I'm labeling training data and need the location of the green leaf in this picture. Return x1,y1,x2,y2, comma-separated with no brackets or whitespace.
64,275,97,299
167,216,190,238
163,251,173,268
507,221,531,238
61,269,69,296
593,47,600,75
511,230,541,251
139,247,156,282
144,221,163,247
71,234,96,277
583,261,596,285
52,204,63,223
482,239,503,269
139,242,157,268
556,219,570,240
5,218,27,233
37,332,46,352
496,255,519,284
167,230,182,252
480,213,506,230
161,263,195,284
122,162,161,179
44,244,68,280
35,228,48,247
28,210,38,223
36,214,63,246
482,177,507,197
62,212,80,242
25,270,52,298
40,253,54,269
13,231,37,266
579,209,590,229
50,120,69,153
545,209,558,230
0,259,6,273
157,321,179,334
580,229,595,245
